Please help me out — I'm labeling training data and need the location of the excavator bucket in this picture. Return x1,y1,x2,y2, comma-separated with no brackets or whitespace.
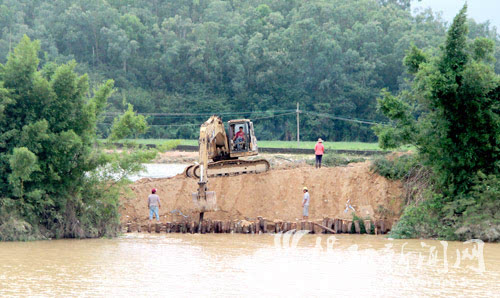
192,191,217,212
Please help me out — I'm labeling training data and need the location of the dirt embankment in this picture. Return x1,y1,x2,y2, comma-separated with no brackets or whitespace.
120,162,403,225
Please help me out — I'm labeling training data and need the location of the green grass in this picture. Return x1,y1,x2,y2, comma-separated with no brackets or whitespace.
109,139,388,151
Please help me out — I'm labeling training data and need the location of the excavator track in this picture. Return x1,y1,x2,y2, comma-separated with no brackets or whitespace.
185,159,270,178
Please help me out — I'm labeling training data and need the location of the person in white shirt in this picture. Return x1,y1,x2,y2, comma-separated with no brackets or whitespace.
302,187,310,220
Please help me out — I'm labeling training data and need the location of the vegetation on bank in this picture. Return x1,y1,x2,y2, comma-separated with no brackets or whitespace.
0,37,155,241
2,0,499,141
373,6,500,242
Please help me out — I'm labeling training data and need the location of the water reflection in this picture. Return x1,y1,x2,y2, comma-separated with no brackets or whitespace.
0,234,499,297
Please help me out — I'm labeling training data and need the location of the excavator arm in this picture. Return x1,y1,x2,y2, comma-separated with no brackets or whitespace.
192,116,222,222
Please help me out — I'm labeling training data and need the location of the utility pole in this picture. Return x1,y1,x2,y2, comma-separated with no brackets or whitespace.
296,102,300,147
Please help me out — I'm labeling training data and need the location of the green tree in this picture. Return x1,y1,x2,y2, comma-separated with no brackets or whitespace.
108,103,148,140
375,5,500,240
0,36,154,240
8,147,39,198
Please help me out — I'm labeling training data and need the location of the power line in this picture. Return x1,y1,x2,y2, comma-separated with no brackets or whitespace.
102,109,296,117
304,111,388,126
97,112,297,127
98,110,386,127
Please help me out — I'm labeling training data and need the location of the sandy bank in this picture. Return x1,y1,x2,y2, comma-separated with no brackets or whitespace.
120,162,403,226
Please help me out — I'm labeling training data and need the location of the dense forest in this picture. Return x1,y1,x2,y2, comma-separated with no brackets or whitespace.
1,0,498,141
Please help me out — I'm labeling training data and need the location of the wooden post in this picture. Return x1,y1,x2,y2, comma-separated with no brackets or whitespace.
147,224,152,233
354,221,361,234
296,102,300,147
217,221,220,233
260,218,267,233
347,221,353,233
341,221,347,233
325,218,334,234
255,220,260,234
364,220,372,234
312,222,335,234
201,221,206,234
322,218,329,234
314,222,323,234
380,220,386,234
206,220,211,233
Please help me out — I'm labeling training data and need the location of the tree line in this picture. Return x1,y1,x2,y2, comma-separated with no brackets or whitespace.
1,0,498,141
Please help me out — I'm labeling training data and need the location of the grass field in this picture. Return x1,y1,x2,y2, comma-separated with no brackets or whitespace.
114,139,386,151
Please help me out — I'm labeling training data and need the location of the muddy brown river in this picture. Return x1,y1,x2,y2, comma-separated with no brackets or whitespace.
0,234,499,297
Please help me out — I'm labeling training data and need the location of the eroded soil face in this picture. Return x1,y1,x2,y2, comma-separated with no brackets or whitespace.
121,162,403,225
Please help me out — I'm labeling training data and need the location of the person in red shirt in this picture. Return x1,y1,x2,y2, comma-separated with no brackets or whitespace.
314,138,325,168
233,126,246,150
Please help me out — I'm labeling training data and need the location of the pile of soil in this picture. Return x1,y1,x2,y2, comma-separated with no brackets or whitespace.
120,162,403,225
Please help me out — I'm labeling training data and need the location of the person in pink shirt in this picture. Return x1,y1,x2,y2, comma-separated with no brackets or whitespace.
314,138,325,168
233,126,246,150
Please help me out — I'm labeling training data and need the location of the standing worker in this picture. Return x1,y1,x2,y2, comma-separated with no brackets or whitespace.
302,187,310,220
148,188,161,223
314,138,325,168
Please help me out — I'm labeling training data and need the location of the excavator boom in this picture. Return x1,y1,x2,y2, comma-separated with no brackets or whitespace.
189,115,269,221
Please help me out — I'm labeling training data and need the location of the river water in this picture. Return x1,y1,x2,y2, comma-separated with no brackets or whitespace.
128,163,187,181
0,234,498,297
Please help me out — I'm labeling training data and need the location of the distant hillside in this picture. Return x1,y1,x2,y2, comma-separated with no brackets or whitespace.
1,0,498,140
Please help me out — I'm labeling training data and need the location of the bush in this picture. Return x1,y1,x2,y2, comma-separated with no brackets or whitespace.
157,139,181,151
371,154,420,180
390,173,500,242
389,194,444,239
0,198,43,241
372,154,433,205
451,173,500,242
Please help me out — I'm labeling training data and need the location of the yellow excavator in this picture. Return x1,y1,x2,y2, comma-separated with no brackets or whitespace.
188,116,270,223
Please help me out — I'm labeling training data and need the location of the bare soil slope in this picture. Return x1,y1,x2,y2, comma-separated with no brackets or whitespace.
121,162,403,225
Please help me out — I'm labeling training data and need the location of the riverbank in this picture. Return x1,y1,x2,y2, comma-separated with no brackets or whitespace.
120,162,403,228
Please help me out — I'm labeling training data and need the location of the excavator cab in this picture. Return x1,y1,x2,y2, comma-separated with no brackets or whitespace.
227,119,259,157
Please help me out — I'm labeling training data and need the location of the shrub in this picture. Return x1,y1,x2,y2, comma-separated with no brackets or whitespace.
371,154,420,180
389,194,444,239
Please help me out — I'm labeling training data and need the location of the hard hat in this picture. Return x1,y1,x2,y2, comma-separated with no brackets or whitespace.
303,187,308,191
152,188,157,193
